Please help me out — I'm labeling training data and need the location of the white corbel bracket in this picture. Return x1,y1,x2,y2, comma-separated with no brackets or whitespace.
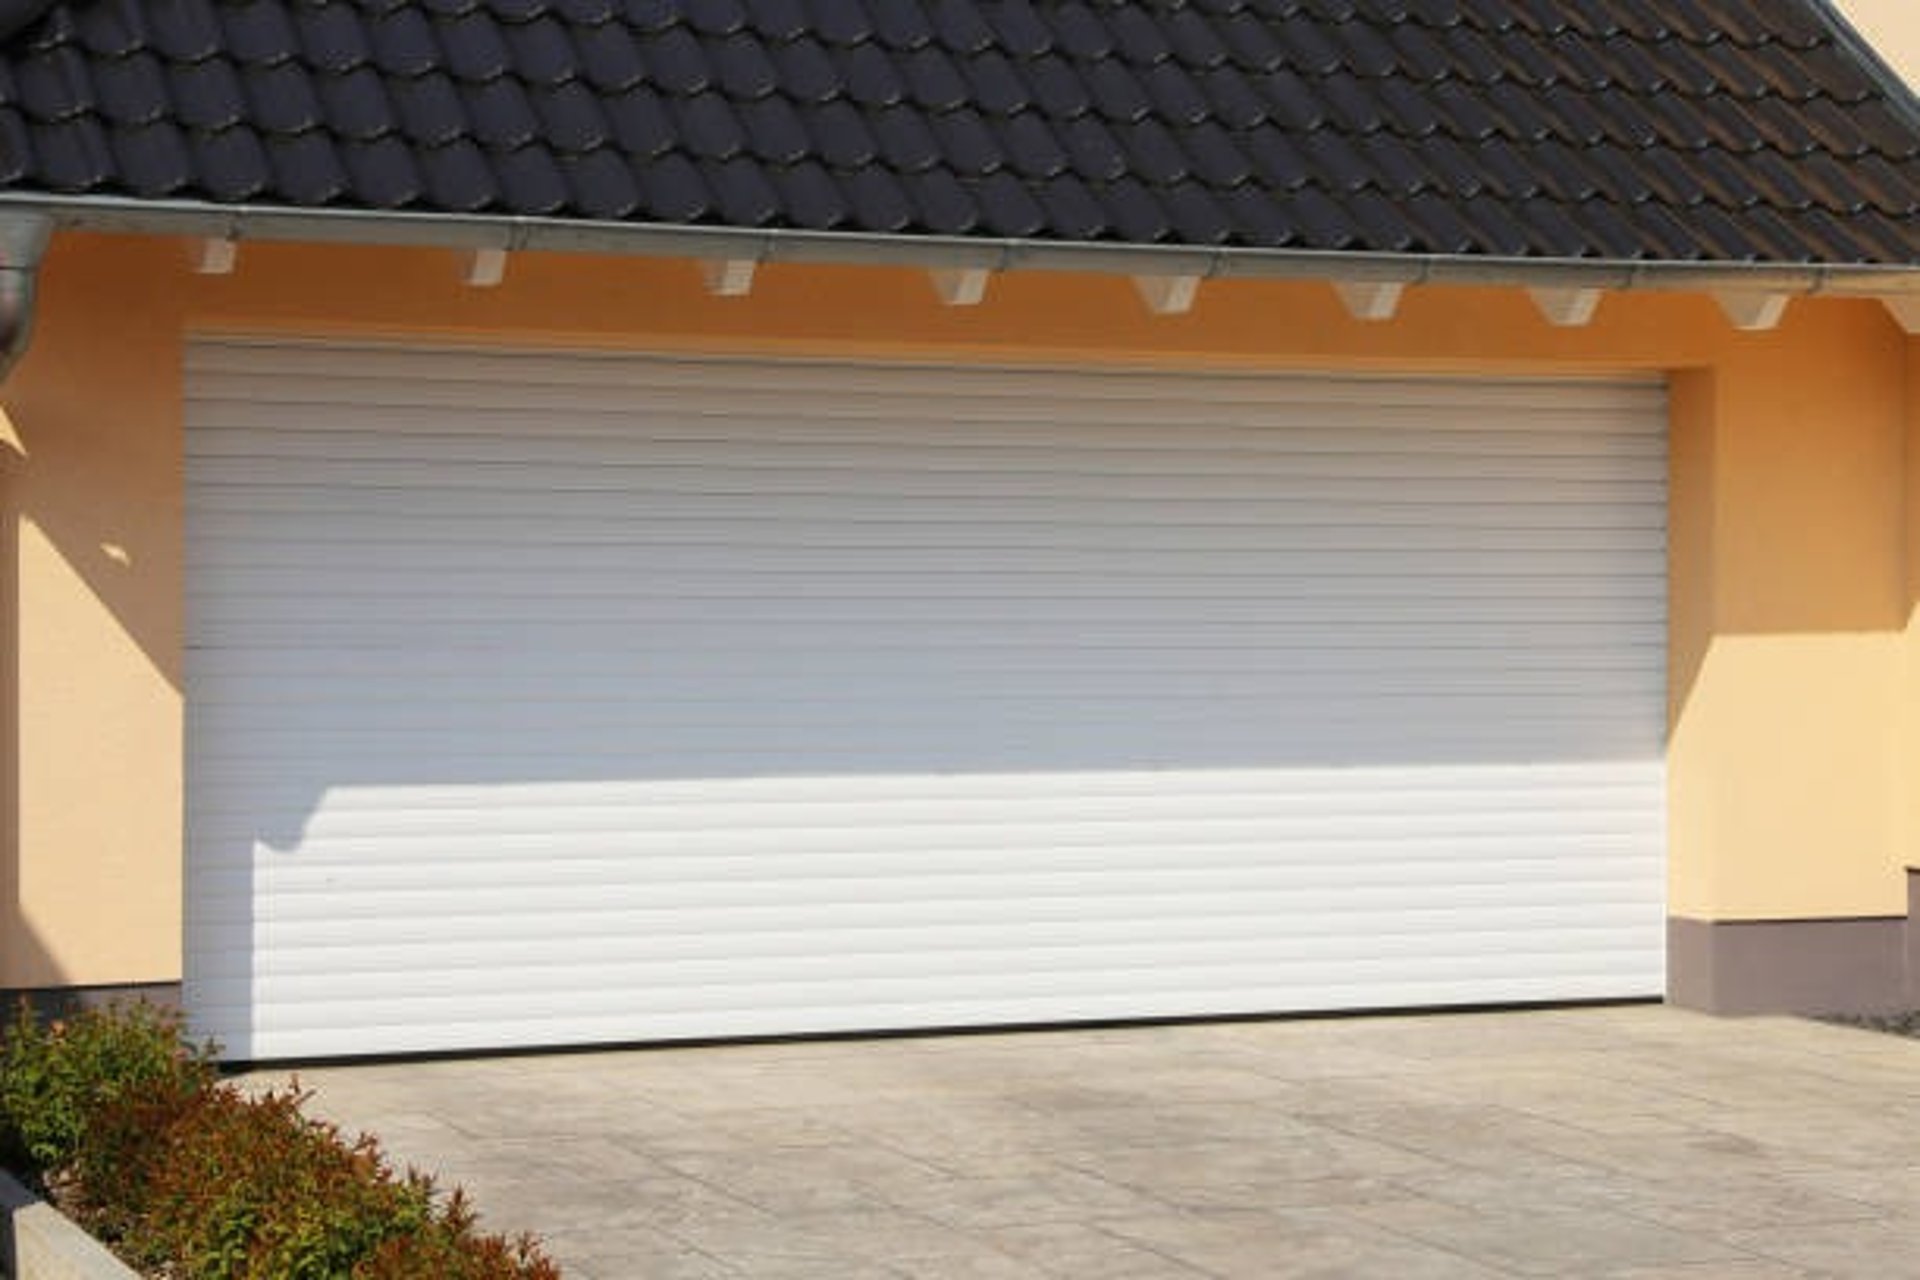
1132,273,1200,316
1883,297,1920,335
192,236,239,276
462,247,508,288
1528,287,1604,328
701,257,758,297
1714,291,1790,332
1332,280,1405,322
929,267,991,307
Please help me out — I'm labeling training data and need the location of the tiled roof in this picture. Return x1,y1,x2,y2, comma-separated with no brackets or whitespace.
0,1,1915,266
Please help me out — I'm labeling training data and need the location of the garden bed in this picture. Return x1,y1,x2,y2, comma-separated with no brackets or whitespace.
1,1002,558,1279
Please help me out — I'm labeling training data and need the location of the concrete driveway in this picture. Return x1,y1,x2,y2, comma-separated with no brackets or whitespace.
263,1006,1920,1278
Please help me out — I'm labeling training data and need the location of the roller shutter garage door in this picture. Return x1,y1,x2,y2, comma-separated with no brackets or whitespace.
184,340,1667,1060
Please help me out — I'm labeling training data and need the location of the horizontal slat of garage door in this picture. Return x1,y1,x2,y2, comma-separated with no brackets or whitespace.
184,341,1666,1060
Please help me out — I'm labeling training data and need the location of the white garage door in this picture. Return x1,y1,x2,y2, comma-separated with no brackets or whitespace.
184,340,1667,1060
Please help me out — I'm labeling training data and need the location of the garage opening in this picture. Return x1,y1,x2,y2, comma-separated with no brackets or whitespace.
184,341,1666,1059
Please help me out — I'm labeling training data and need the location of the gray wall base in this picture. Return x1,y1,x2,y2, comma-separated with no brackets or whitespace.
0,1170,139,1279
1669,870,1920,1015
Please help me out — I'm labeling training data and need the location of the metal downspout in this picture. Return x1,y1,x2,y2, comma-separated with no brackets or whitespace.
0,212,50,380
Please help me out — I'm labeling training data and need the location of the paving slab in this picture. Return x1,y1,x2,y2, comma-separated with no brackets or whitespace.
251,1006,1920,1278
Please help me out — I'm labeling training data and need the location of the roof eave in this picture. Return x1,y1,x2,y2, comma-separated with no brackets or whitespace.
4,191,1918,299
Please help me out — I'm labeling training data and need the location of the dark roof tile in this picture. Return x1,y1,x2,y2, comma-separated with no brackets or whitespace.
508,14,581,86
634,148,711,220
533,76,611,151
1260,68,1330,132
672,90,743,160
1026,52,1090,119
12,41,86,120
1139,58,1210,128
710,31,777,99
809,96,879,167
189,123,271,201
493,140,569,211
1164,6,1232,70
901,164,977,232
263,128,348,204
1383,21,1454,81
684,0,747,38
110,118,190,194
1179,118,1253,187
807,0,873,50
1240,124,1312,190
843,39,907,108
0,0,1908,265
996,107,1066,179
1400,189,1479,252
1033,169,1104,238
767,34,835,103
930,1,994,58
392,71,468,146
1102,174,1174,241
640,25,711,95
1044,5,1113,62
1160,179,1234,243
1217,179,1297,244
485,0,552,24
769,157,847,226
72,0,141,60
1288,185,1362,249
740,0,806,42
465,73,543,148
973,167,1045,235
622,0,681,36
293,4,370,75
418,135,498,209
1084,57,1152,123
368,7,438,78
959,48,1029,116
1563,197,1649,259
243,59,324,135
1114,116,1191,185
1107,5,1175,67
841,161,913,231
339,132,422,206
436,11,514,82
148,0,222,64
929,105,998,175
702,152,779,222
984,1,1051,60
737,92,808,163
1058,112,1127,182
899,42,966,111
1193,61,1267,128
316,65,395,141
168,57,248,132
870,3,934,52
576,18,647,91
870,102,939,173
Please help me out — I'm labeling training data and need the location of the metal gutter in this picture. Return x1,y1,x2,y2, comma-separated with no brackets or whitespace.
0,209,50,379
2,191,1918,300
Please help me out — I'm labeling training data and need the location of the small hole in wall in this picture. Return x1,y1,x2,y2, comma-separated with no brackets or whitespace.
100,542,130,566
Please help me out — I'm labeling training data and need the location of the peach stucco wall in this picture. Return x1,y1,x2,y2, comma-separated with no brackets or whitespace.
1,231,1914,986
